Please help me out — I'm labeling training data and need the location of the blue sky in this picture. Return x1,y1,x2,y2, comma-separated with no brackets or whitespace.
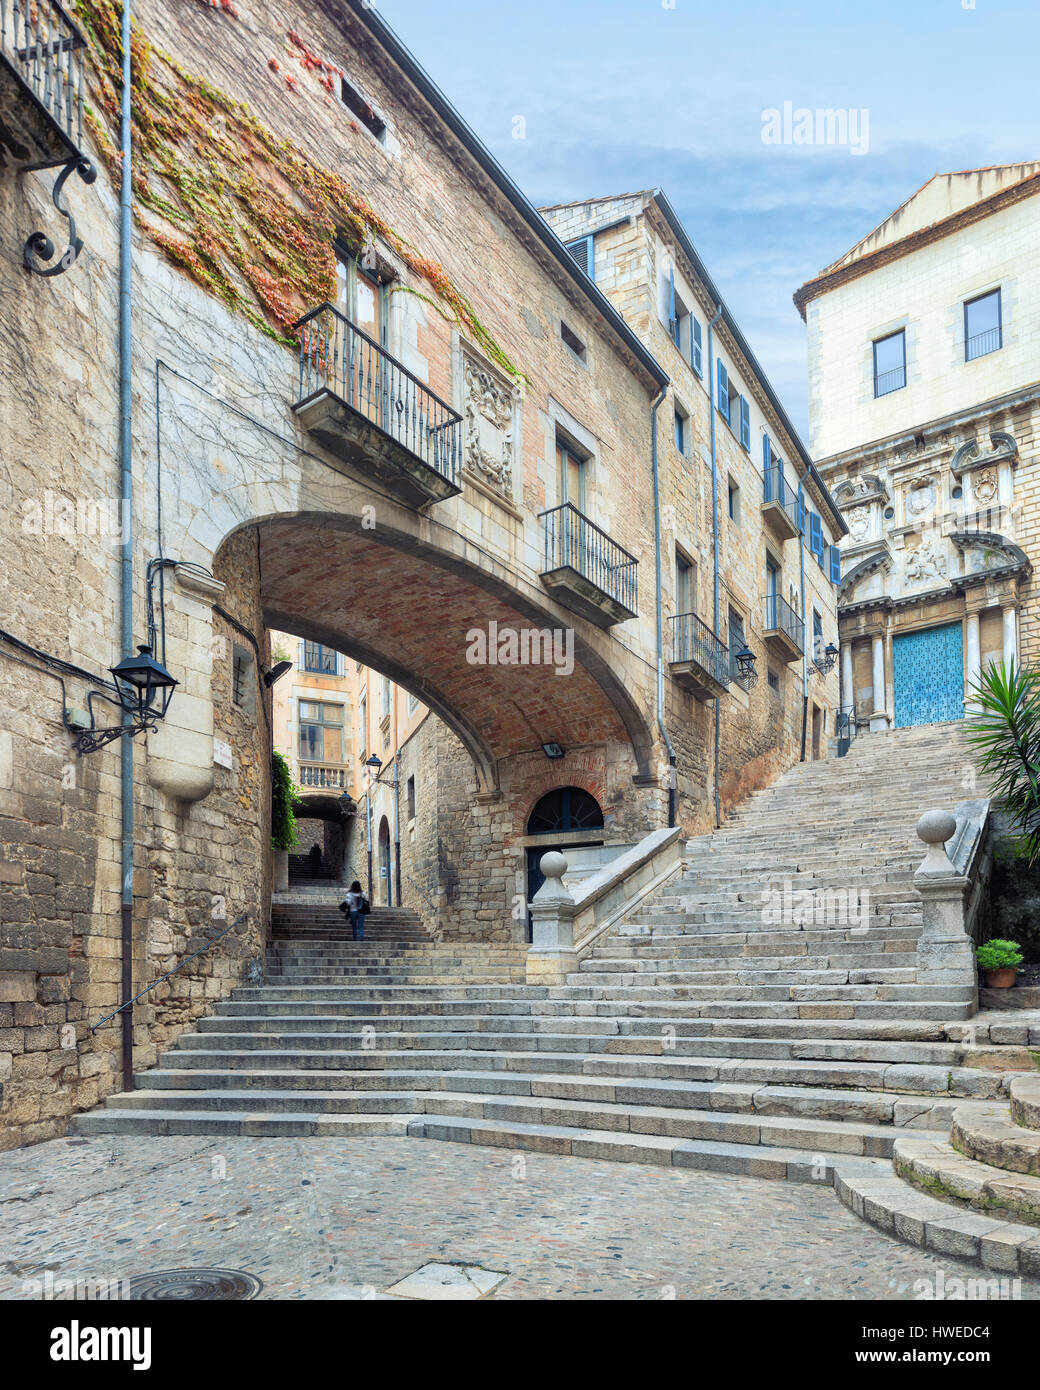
377,0,1036,443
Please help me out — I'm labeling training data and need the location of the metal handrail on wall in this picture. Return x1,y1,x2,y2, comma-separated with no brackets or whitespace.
293,302,463,488
670,610,730,689
0,0,87,157
90,911,249,1032
540,501,638,614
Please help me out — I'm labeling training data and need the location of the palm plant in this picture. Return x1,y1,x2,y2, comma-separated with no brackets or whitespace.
965,660,1040,865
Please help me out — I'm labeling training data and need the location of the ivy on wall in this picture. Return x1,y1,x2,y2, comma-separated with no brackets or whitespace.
73,0,524,381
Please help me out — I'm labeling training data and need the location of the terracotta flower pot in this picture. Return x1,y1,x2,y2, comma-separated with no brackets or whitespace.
984,968,1017,989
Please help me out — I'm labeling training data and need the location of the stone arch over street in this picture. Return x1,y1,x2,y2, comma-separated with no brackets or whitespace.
211,510,657,800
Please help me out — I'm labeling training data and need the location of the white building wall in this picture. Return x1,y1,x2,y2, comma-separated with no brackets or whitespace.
808,194,1040,460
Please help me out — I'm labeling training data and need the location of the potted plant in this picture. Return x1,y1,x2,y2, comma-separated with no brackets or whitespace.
976,938,1024,988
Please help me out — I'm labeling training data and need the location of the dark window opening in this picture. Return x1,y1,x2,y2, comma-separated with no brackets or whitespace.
561,321,587,361
527,786,604,835
341,75,386,142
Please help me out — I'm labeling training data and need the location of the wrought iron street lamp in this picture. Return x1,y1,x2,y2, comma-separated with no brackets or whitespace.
734,642,758,683
74,645,178,754
813,641,839,676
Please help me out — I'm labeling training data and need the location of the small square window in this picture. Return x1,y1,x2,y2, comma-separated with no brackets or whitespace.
767,668,780,692
340,75,386,142
561,321,586,362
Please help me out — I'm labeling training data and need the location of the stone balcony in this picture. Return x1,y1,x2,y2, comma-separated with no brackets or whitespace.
669,611,729,700
292,302,463,508
539,502,638,627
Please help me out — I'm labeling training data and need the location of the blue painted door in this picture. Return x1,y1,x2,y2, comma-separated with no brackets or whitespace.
893,623,964,728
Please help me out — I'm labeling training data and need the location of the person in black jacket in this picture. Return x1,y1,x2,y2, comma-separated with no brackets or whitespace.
341,880,367,941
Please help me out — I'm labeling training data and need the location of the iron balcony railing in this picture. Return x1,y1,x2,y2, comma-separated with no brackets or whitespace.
294,302,463,489
540,502,638,615
762,464,800,532
1,0,87,158
966,326,1002,362
873,364,906,398
670,611,730,689
762,591,804,650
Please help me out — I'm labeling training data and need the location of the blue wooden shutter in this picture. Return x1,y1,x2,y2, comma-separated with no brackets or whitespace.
797,488,806,535
829,544,842,584
691,318,703,377
739,395,751,450
717,360,729,422
566,237,594,280
809,511,824,562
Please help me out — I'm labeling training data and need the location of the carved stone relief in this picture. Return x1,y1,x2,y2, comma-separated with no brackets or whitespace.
903,532,948,587
463,350,517,499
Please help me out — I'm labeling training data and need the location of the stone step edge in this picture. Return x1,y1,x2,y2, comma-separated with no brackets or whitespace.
893,1134,1040,1229
103,1087,949,1153
951,1102,1040,1177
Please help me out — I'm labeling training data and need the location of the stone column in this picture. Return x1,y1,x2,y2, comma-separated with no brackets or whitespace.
841,641,854,717
526,851,578,987
965,610,982,712
869,632,888,732
1003,606,1018,670
912,809,978,1009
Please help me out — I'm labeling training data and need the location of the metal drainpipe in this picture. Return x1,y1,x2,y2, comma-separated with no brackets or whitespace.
707,305,723,827
393,750,402,911
118,0,135,1090
650,384,676,828
798,479,809,761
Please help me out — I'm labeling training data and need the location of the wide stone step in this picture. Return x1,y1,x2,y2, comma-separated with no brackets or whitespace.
91,1086,949,1157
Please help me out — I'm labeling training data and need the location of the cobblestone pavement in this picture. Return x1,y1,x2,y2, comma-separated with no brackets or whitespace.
0,1134,1037,1301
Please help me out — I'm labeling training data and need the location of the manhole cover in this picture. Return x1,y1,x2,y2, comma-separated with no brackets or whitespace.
125,1268,262,1301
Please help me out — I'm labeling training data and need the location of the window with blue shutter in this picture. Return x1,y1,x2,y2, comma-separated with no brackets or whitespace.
691,318,703,377
829,544,842,585
739,395,751,451
717,360,730,423
565,236,595,281
797,489,806,536
809,512,824,564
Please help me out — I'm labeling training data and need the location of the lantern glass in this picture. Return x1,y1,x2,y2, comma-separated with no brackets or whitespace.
110,645,178,721
735,643,757,680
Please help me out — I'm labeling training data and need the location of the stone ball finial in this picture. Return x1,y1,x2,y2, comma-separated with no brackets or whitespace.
916,809,957,847
539,851,568,881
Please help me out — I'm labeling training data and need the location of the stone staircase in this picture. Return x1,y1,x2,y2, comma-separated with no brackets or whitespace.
71,723,1040,1273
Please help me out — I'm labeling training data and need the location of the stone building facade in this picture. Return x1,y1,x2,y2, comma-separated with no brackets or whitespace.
796,165,1040,733
542,192,845,798
0,0,840,1147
